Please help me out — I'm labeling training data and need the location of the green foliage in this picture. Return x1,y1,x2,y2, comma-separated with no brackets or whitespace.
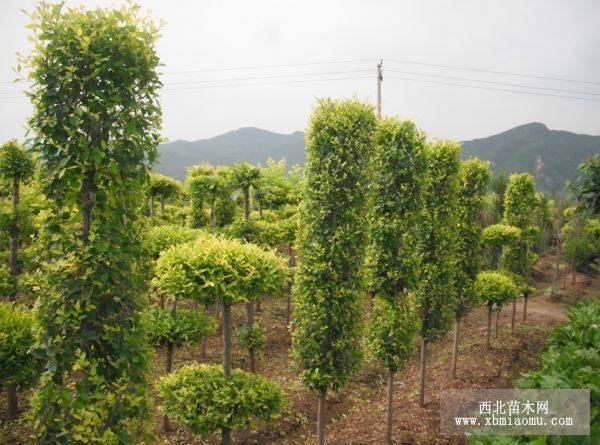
0,140,35,183
144,224,201,259
0,264,15,297
292,98,376,392
237,323,266,351
0,302,41,390
455,159,491,317
482,224,522,269
142,307,216,348
186,164,233,228
148,173,181,200
416,140,461,342
367,296,418,372
157,363,285,438
474,271,518,307
154,235,288,305
573,153,600,215
471,298,600,444
232,162,261,192
366,117,425,370
25,2,162,441
255,159,303,209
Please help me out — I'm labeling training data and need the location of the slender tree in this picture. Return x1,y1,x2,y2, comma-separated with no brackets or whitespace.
366,118,425,443
25,4,161,441
148,173,181,215
416,140,461,407
0,140,35,302
451,158,490,378
292,98,375,445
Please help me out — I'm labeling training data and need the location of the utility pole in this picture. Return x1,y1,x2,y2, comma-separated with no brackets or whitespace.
377,59,383,119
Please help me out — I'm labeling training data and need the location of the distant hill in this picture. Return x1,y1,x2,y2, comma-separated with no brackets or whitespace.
461,122,599,190
155,127,306,179
155,123,599,188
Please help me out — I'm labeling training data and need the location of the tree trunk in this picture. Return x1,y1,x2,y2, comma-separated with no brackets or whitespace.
160,195,165,214
385,367,394,444
210,201,216,233
495,307,500,337
163,298,177,432
159,294,165,309
571,261,576,284
511,300,517,334
286,295,291,326
522,295,528,321
552,234,561,296
223,302,232,377
246,300,256,373
243,187,250,221
255,299,261,313
317,390,327,445
222,428,231,445
486,303,493,349
8,178,19,301
7,384,18,418
451,315,460,379
419,338,427,407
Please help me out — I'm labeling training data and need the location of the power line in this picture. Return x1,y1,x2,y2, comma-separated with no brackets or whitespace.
386,75,600,103
165,69,372,85
161,58,376,76
386,58,600,86
162,75,373,91
386,69,600,96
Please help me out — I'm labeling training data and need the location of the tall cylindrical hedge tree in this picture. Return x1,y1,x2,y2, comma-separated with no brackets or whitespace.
25,4,161,441
366,118,425,444
291,98,376,445
416,140,461,407
451,158,490,378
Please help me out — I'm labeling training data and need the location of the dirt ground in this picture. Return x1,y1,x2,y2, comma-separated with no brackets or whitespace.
0,254,598,445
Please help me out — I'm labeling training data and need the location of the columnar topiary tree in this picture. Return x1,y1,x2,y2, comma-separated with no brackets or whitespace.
474,271,518,349
0,140,35,302
416,140,461,407
291,98,375,445
503,173,538,321
148,173,181,215
187,165,232,231
25,3,161,441
155,235,287,445
451,158,490,378
0,302,41,418
232,162,261,222
365,118,425,443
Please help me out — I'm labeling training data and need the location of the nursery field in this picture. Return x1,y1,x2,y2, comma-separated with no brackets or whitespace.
2,254,597,445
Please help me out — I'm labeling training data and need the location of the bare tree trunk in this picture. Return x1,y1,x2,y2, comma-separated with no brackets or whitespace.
159,294,165,309
495,307,500,337
317,390,327,445
246,299,255,373
286,294,291,326
222,302,232,445
8,178,19,301
486,303,493,349
511,300,516,334
522,295,528,321
210,201,216,233
243,187,250,221
552,234,561,296
255,299,261,313
451,315,460,379
385,367,394,444
419,338,427,407
7,384,18,418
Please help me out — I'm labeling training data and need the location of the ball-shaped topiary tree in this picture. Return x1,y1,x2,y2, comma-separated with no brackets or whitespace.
0,302,41,418
473,271,518,349
148,173,182,216
365,117,425,443
0,140,35,302
154,235,287,445
291,98,376,445
157,363,284,441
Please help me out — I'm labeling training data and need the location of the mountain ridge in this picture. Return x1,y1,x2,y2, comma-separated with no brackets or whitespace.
155,123,599,189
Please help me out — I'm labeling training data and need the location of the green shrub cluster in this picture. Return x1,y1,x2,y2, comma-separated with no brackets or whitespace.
474,271,518,307
237,323,266,351
142,307,216,348
157,363,284,438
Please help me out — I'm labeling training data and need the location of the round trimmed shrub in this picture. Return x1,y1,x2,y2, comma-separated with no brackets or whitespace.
474,271,518,308
157,363,284,437
142,307,216,348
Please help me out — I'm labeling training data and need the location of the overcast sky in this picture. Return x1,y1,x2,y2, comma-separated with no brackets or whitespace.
1,0,599,143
